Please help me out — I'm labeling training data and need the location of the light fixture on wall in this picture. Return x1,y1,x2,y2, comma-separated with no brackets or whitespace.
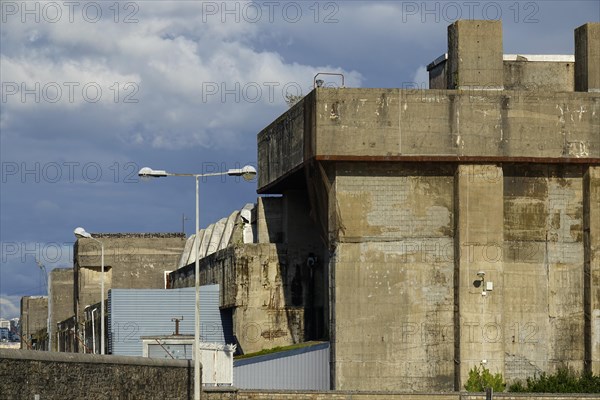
474,271,493,296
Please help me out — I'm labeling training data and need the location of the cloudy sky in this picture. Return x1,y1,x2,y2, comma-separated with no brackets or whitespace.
1,0,598,320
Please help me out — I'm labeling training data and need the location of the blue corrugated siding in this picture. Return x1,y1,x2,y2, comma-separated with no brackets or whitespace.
108,285,226,357
233,342,329,390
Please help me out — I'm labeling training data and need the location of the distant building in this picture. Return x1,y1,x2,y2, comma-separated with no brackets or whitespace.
10,318,20,339
72,232,186,352
0,318,20,342
48,268,74,352
18,232,187,354
0,319,10,342
20,296,47,350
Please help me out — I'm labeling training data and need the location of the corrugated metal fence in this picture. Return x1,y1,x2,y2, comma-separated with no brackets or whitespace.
234,342,330,390
108,285,227,356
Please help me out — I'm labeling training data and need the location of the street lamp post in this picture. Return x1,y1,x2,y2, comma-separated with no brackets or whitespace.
73,227,105,355
138,165,256,400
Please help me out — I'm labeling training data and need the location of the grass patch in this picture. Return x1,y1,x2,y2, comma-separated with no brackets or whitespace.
234,341,325,360
509,367,600,393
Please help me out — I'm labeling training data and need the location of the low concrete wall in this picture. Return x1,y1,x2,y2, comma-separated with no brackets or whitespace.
205,390,600,400
461,396,600,400
2,350,598,400
0,349,194,400
233,393,457,400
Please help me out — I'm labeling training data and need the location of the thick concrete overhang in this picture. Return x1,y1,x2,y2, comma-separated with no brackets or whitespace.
258,87,600,193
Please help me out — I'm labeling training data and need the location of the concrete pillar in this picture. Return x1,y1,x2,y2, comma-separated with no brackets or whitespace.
455,165,504,389
48,269,74,352
575,23,600,92
19,298,29,349
585,167,600,374
447,20,504,90
256,197,283,244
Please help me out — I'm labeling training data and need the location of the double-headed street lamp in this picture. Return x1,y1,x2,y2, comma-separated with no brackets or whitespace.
138,165,256,400
73,227,105,355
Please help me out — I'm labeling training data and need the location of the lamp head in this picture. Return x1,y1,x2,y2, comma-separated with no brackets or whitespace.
241,165,257,181
74,227,91,239
138,167,168,178
227,165,257,181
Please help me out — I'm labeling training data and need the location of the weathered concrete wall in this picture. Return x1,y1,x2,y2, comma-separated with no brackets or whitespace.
171,191,327,355
502,165,586,381
258,22,600,192
314,89,599,159
427,55,447,90
325,163,596,390
575,23,600,92
257,197,284,243
503,60,574,92
447,20,504,89
255,83,598,388
430,57,575,92
0,348,194,400
74,233,186,336
48,268,74,352
257,91,314,191
258,88,599,189
170,244,309,354
330,163,455,391
19,296,47,350
252,20,600,391
585,166,600,374
455,165,505,387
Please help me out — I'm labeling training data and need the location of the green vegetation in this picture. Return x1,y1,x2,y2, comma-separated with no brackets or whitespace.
234,341,324,360
285,93,303,108
464,365,506,392
509,366,600,393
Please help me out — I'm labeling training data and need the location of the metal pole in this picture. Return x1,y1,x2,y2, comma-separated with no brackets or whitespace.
91,308,96,354
194,175,201,400
100,241,105,355
136,166,255,397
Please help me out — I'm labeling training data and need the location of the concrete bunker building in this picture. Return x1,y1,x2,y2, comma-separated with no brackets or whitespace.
20,296,48,350
69,232,186,352
172,20,599,391
47,268,74,352
170,202,327,356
